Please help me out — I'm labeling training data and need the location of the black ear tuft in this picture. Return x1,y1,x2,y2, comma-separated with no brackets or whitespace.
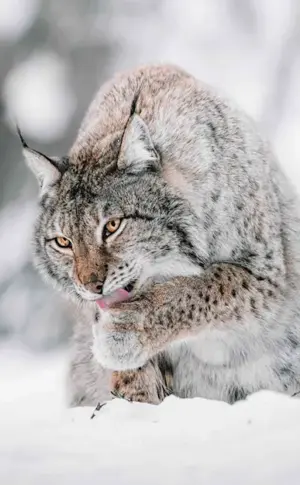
16,125,28,149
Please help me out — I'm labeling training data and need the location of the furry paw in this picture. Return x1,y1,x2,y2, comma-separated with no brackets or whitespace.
111,367,163,404
92,308,149,370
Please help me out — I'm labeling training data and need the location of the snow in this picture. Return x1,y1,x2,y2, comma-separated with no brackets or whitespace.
3,51,76,142
0,200,36,286
0,0,40,41
1,347,300,484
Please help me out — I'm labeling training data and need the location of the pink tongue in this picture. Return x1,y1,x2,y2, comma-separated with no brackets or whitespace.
96,288,130,310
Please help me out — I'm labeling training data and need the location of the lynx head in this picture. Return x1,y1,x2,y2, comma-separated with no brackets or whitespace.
21,112,203,306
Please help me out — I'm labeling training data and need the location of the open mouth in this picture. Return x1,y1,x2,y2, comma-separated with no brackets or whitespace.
123,280,136,294
96,280,137,310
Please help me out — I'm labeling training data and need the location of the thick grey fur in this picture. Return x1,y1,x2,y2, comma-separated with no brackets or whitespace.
23,65,300,405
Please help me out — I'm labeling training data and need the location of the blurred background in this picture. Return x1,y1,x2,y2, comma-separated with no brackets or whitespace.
1,0,300,354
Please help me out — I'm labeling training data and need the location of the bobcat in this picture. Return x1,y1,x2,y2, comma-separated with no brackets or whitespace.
22,64,300,405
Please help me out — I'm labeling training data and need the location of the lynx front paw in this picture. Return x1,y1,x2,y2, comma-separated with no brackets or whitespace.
111,367,163,405
92,310,148,370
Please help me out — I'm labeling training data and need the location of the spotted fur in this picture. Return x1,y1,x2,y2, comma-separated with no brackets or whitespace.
24,64,300,405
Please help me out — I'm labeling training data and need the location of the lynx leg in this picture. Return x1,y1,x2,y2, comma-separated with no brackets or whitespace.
111,355,173,404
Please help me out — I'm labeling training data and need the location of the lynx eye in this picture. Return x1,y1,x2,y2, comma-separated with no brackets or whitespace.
54,236,72,249
104,219,121,238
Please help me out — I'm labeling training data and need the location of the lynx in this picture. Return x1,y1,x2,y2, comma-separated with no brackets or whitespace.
22,64,300,405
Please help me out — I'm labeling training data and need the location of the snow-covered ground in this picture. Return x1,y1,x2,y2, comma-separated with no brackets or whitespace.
1,347,300,485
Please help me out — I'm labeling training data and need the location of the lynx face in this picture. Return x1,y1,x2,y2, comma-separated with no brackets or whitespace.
23,114,204,305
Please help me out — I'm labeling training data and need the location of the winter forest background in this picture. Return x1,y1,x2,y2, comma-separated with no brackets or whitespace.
1,0,300,352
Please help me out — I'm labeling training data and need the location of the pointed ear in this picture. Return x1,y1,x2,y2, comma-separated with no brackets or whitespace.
23,147,62,192
17,127,62,193
117,114,160,173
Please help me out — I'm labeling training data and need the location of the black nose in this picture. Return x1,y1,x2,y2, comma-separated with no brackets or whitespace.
84,281,103,294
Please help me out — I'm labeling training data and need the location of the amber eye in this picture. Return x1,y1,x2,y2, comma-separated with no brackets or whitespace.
54,236,72,249
104,219,121,238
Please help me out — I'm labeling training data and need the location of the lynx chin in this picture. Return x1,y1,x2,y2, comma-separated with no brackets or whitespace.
22,64,300,405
